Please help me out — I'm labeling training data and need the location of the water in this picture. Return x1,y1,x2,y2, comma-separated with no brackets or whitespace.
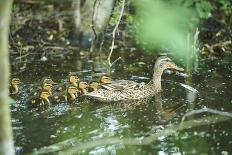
11,52,232,155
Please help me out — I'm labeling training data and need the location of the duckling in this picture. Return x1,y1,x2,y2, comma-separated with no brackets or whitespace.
9,78,21,95
27,89,51,106
29,77,54,96
88,81,100,92
67,85,79,103
54,72,79,92
51,85,79,103
78,81,89,95
86,56,184,102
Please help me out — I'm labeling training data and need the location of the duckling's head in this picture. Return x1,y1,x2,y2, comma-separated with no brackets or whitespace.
40,90,50,100
154,56,184,74
78,81,88,94
43,78,54,84
67,85,79,95
78,82,88,90
99,75,111,84
88,81,100,92
69,73,79,86
42,83,53,94
11,78,21,86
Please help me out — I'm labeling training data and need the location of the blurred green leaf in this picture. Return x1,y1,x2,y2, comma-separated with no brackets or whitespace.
196,1,213,18
8,96,16,104
134,0,197,62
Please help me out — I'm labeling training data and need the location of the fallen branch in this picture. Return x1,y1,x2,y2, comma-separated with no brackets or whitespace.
31,109,232,155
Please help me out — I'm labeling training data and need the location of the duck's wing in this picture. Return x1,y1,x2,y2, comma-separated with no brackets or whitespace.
101,80,141,91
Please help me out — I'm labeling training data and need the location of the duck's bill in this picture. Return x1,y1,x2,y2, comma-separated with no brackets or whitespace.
174,66,184,72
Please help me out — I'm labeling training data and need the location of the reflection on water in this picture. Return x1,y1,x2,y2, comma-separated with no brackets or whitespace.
11,53,232,154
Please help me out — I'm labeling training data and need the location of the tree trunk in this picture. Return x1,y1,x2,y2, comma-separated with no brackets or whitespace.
73,0,115,48
0,0,15,155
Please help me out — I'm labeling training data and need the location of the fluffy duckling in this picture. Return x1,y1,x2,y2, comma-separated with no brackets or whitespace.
78,81,89,95
29,77,54,96
67,85,79,103
88,81,100,92
68,72,80,87
51,85,79,103
55,72,79,92
27,89,51,106
9,78,21,94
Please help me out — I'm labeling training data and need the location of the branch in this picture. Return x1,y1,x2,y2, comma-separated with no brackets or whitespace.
107,0,125,73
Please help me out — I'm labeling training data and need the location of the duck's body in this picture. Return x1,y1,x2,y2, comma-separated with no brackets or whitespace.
86,56,184,102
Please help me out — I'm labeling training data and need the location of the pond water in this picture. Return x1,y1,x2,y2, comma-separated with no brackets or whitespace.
11,52,232,155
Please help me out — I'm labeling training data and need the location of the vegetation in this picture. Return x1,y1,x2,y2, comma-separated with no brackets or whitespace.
0,0,14,155
0,0,231,154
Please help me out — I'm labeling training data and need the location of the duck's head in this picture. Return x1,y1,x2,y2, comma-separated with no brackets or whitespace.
42,78,54,84
88,81,100,92
154,56,184,74
99,75,111,84
11,78,21,86
78,81,88,94
42,83,53,94
67,85,79,95
67,85,79,101
68,73,79,86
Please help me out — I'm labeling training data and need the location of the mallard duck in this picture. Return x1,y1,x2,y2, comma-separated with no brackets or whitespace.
27,89,51,106
9,78,21,94
86,56,184,102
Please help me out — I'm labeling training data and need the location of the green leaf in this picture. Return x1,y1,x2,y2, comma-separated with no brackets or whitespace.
8,96,16,104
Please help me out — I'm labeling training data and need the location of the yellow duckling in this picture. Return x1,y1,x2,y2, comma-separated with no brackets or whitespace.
55,72,79,92
68,72,80,87
29,77,54,96
86,56,184,102
51,85,79,103
27,89,51,106
78,81,89,95
88,81,101,92
10,78,21,95
67,85,79,103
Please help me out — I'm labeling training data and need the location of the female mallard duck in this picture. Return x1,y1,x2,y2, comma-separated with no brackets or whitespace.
86,56,184,102
10,78,21,94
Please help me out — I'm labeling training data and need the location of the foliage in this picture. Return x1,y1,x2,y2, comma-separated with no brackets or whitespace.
133,0,197,63
8,97,16,104
182,0,214,18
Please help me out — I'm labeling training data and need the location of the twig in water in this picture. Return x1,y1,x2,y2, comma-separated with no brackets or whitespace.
179,106,232,130
107,0,125,74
